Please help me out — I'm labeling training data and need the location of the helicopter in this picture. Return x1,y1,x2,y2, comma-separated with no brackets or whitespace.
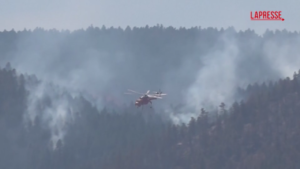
125,89,167,108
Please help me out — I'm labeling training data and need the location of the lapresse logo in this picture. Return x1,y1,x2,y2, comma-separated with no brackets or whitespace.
251,11,284,21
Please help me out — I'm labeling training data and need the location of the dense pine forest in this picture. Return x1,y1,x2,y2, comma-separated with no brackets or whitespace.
1,26,300,168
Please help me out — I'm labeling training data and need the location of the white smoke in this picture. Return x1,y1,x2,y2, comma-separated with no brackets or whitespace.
263,36,300,78
167,30,300,124
167,30,240,124
24,80,79,149
4,27,300,128
187,35,239,109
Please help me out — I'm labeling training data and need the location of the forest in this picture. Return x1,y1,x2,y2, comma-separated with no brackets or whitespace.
0,26,300,168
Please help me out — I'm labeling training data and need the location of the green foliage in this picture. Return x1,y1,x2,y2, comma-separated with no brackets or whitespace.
0,26,300,168
103,70,300,169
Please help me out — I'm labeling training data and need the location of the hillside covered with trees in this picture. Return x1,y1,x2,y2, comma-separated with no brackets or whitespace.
103,71,300,169
0,26,300,168
1,26,299,110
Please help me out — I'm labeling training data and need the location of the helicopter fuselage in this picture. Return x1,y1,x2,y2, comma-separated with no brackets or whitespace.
135,95,157,107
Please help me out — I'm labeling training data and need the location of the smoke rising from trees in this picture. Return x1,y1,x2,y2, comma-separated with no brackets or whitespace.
1,27,299,125
0,26,300,168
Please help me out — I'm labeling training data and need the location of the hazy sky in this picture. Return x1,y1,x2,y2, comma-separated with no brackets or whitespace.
1,0,299,35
